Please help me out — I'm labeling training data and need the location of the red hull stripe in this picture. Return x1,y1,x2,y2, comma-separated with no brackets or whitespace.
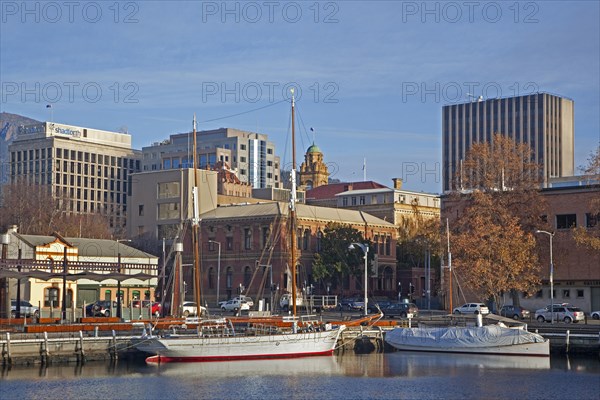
146,350,334,364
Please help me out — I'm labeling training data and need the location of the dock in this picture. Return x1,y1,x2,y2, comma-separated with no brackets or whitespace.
1,315,599,365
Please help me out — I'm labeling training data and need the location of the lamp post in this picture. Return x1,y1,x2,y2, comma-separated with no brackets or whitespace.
208,240,221,305
349,242,369,316
116,239,131,319
535,230,554,324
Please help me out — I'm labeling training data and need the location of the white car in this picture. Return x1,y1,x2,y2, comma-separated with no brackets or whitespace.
233,296,254,308
221,299,250,312
535,304,585,323
591,311,600,320
182,301,207,317
453,303,490,315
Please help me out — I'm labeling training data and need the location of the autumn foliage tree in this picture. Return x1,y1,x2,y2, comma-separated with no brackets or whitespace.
448,134,547,306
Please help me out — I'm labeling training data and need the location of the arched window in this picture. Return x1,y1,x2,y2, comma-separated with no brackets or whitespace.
208,267,214,289
316,230,322,252
226,267,233,289
44,287,59,307
303,229,310,250
244,266,252,287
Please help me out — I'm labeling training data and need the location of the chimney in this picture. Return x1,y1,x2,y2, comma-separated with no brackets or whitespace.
392,178,403,190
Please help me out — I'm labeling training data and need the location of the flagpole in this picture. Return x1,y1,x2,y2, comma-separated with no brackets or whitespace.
363,158,366,181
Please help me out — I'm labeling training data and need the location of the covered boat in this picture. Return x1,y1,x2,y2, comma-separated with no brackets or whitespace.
385,323,549,356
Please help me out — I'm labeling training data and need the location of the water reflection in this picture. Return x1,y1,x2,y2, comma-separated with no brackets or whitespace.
149,356,342,378
1,353,598,381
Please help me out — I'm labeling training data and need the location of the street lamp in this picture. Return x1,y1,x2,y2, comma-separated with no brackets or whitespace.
535,230,554,324
208,240,221,305
349,242,369,316
116,239,132,319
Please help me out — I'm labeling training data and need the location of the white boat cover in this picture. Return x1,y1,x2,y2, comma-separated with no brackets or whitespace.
385,324,546,349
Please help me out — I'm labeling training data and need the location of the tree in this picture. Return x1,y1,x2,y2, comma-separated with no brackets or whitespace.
451,191,540,307
311,222,372,292
448,134,546,306
573,146,600,250
0,181,112,238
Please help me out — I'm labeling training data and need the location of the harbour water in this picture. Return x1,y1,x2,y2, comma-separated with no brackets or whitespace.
1,353,598,400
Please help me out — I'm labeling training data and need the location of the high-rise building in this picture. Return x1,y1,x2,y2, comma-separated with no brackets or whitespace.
442,93,574,192
8,122,141,230
141,128,281,189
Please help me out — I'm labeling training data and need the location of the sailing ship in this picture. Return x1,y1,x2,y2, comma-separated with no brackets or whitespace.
133,89,346,362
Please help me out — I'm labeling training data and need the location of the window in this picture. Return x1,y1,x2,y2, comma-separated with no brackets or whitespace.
240,144,246,150
244,266,252,287
208,268,214,289
158,203,179,220
226,236,233,250
351,197,357,206
104,290,112,301
556,214,576,229
586,213,599,228
226,268,233,289
576,289,584,298
157,182,180,199
342,197,348,206
316,230,322,252
303,229,310,250
262,227,270,249
244,228,252,250
562,289,570,299
44,287,59,307
359,196,365,205
138,205,144,216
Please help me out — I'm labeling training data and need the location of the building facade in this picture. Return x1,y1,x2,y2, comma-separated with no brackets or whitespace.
196,202,398,306
441,183,600,313
442,93,574,192
141,128,281,189
7,122,141,231
126,168,218,240
1,226,158,317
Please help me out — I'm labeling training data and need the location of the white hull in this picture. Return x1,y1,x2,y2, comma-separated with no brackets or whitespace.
385,325,550,357
132,326,345,363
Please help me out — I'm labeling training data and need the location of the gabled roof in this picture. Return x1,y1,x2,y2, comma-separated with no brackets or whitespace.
200,201,395,228
306,181,389,200
13,233,157,258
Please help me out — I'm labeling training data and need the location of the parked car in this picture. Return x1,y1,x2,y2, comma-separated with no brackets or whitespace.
338,298,358,310
453,303,490,315
182,301,207,317
85,300,116,317
535,303,585,323
221,299,249,312
233,296,254,308
131,300,162,317
367,300,393,313
383,303,419,318
591,311,600,320
499,305,531,320
10,300,39,319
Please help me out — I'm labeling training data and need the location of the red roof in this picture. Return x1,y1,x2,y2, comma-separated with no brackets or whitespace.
306,181,389,200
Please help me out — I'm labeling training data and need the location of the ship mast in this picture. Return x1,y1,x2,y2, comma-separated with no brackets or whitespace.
290,89,298,317
192,114,202,314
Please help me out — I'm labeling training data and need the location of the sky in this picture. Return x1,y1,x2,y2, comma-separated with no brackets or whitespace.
1,1,599,194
